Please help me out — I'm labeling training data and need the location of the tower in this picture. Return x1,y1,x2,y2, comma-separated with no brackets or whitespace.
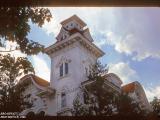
45,15,104,115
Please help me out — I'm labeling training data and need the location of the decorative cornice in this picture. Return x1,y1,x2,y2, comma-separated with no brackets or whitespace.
45,33,105,58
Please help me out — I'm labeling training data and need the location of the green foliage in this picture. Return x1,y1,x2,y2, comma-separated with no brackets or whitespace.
116,92,146,117
88,61,108,81
86,61,117,116
0,54,34,112
73,61,117,116
0,6,52,113
72,96,89,116
0,7,52,55
150,97,160,116
72,61,146,117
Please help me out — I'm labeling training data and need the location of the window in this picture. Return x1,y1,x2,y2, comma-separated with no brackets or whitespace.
83,92,88,104
63,34,66,39
60,64,63,77
61,93,66,108
65,63,68,74
85,67,90,76
59,62,69,77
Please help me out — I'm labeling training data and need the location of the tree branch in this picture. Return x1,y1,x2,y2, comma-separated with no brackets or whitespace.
0,48,19,53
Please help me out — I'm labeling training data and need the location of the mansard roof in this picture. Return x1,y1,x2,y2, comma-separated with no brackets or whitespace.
122,81,142,93
19,74,50,87
122,82,136,93
122,81,151,111
45,15,105,58
60,15,86,27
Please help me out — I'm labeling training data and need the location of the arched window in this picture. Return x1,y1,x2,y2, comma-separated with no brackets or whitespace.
26,112,35,118
61,93,66,108
58,57,71,78
37,111,45,117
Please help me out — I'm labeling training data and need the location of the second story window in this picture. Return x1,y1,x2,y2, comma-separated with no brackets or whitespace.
65,63,68,74
59,62,69,77
60,64,63,77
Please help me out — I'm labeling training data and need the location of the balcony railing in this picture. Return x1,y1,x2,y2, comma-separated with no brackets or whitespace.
81,79,121,93
104,80,121,93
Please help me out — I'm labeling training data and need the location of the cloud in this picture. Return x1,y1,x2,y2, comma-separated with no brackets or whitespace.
32,55,50,81
42,7,115,43
94,38,107,48
109,62,139,84
103,8,160,61
0,41,26,58
108,61,158,102
42,7,160,61
144,86,160,101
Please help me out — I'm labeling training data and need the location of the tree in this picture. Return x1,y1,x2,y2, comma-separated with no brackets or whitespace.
116,92,146,117
72,95,89,116
0,54,34,112
72,61,146,117
0,7,52,55
72,61,118,116
0,6,52,114
150,97,160,117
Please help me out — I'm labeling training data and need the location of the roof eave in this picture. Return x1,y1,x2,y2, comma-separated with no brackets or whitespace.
44,33,105,58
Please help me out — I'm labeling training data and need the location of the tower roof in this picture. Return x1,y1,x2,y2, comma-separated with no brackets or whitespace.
60,15,87,27
45,15,105,58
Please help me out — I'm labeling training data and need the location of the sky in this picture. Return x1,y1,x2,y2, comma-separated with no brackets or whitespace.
8,7,160,101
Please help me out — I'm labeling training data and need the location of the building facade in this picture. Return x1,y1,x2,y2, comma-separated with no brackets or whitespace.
19,15,151,116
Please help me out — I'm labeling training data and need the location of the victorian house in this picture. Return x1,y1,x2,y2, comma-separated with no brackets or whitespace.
19,15,151,116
